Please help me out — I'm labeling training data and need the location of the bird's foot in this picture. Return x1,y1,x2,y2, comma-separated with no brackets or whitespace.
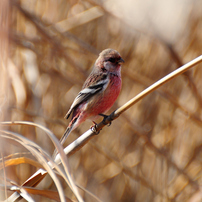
91,121,100,135
99,114,112,126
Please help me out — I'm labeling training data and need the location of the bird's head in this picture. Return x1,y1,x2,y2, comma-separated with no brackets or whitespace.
95,49,124,73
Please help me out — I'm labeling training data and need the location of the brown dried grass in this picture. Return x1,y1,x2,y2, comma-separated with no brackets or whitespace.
1,0,202,201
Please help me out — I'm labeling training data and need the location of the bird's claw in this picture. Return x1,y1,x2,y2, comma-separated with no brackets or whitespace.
99,114,112,126
91,121,100,135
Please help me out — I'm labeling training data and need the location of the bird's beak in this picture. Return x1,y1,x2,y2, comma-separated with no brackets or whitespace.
118,58,124,64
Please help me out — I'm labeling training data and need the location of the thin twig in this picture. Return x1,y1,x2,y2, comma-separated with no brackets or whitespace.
55,55,202,159
114,55,202,116
2,55,202,201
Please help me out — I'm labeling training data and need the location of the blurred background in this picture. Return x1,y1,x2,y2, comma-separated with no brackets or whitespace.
1,0,202,201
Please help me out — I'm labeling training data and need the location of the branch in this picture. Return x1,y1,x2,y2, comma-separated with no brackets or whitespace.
54,54,202,162
2,55,202,201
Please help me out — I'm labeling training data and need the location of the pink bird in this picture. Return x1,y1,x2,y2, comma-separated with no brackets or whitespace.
59,48,124,146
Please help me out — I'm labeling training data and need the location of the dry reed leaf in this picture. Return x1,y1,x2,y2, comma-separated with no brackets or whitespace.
1,0,202,201
0,157,43,170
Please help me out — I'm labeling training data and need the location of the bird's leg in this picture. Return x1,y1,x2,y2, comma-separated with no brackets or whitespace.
91,121,100,135
99,114,112,126
91,114,112,134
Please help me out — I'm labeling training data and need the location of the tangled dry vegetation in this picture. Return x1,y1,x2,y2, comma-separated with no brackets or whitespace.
0,0,202,201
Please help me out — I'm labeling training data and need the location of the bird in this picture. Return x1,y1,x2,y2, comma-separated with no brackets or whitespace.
57,48,124,150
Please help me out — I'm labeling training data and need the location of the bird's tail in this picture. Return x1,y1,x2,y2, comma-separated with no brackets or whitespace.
52,125,73,159
59,125,73,145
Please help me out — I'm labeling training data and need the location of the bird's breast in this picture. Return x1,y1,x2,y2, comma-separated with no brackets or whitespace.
87,74,122,116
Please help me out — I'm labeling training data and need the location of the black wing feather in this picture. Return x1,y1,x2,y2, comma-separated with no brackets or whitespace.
64,74,109,119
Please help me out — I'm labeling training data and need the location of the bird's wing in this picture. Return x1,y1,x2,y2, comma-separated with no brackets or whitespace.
64,73,109,119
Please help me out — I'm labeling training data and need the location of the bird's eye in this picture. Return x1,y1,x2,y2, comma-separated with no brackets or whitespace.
107,57,116,63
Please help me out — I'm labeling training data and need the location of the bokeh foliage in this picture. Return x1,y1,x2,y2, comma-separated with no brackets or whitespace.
1,0,202,201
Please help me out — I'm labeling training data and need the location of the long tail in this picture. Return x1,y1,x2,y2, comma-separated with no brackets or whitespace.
59,125,73,146
52,125,74,158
